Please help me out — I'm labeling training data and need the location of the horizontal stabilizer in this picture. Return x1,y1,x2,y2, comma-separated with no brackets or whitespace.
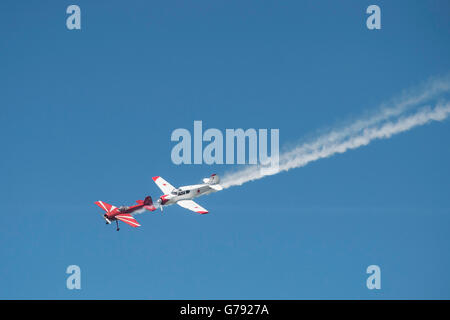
209,184,223,191
136,196,157,211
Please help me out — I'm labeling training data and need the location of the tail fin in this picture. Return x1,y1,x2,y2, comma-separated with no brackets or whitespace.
142,196,157,211
203,173,220,185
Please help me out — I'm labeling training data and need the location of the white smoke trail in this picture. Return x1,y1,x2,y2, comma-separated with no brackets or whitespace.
131,207,148,215
221,77,450,188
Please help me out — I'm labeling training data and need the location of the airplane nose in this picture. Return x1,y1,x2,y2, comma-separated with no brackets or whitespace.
158,196,169,205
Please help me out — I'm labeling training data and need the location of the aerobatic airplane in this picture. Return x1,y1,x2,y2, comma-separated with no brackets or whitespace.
152,174,223,214
95,196,156,231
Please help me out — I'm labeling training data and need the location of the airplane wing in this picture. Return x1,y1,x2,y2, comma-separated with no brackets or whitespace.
152,176,175,194
115,214,141,227
177,200,209,214
95,201,119,214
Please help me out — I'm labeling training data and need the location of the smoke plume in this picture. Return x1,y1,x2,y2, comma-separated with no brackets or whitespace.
221,76,450,188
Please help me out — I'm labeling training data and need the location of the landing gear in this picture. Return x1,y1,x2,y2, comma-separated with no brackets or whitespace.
116,220,120,231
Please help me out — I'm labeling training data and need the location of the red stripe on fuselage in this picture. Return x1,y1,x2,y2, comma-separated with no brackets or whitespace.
105,204,145,219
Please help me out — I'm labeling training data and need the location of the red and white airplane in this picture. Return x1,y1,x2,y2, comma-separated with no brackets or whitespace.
153,174,223,214
95,196,156,231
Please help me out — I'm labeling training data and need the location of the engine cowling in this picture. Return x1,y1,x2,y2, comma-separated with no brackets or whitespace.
158,195,169,205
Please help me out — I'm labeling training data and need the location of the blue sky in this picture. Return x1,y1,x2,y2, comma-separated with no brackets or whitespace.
1,1,450,299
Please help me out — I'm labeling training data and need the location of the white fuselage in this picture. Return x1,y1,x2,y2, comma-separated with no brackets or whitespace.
159,183,215,206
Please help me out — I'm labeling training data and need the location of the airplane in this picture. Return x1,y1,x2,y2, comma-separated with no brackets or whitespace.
152,174,223,214
94,196,157,231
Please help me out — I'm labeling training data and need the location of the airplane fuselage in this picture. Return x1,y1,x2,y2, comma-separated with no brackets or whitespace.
159,183,215,206
153,174,222,214
104,203,146,220
95,196,156,230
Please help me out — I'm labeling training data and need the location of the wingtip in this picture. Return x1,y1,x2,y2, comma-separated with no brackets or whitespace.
152,176,160,182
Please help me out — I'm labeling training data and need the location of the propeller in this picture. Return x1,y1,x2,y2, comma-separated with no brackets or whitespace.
97,210,111,224
157,198,164,212
94,201,113,224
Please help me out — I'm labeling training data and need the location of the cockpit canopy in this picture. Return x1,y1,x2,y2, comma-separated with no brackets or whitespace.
171,188,190,196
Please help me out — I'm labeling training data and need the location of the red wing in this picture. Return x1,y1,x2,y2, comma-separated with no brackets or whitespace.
95,201,117,213
115,214,141,228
